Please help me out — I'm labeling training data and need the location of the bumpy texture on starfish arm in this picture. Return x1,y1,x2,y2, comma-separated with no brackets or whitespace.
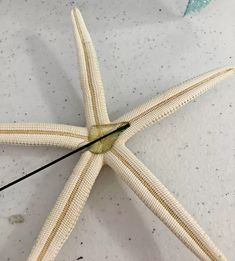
0,6,234,261
0,123,88,148
116,66,235,143
105,144,226,261
71,8,110,127
28,152,103,260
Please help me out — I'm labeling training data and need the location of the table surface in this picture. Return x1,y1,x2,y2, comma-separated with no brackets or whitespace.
0,1,234,260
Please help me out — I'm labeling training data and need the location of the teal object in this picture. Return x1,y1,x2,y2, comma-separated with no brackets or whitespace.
184,0,213,15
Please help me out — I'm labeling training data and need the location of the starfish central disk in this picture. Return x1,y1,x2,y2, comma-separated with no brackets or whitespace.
88,123,125,154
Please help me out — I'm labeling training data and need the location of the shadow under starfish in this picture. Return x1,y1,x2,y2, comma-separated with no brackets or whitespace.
0,7,234,261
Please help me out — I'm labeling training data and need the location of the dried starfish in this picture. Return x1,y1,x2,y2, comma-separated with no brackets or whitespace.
0,7,234,261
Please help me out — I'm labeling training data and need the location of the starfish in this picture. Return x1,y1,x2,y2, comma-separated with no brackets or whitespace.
0,7,234,261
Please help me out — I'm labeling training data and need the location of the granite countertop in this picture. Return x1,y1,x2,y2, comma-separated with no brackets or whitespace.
0,1,234,260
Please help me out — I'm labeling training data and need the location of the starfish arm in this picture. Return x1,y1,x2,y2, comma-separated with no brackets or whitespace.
0,123,88,149
71,8,110,127
105,144,226,261
116,66,235,143
28,151,103,261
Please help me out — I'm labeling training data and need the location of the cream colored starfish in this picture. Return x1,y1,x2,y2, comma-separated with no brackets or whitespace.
0,7,234,261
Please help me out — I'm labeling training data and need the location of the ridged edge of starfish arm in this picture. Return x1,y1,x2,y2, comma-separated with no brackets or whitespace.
105,144,227,261
71,7,110,127
115,66,235,143
28,151,103,261
0,122,88,149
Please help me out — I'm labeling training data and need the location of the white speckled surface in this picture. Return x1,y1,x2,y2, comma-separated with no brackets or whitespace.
0,1,235,260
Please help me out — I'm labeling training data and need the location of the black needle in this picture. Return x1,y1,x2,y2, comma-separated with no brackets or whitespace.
0,122,130,192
